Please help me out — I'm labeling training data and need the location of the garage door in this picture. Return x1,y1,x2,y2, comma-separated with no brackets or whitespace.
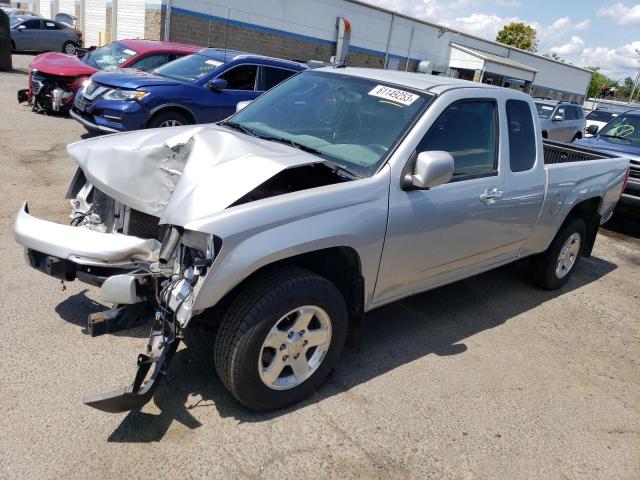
57,0,75,16
83,0,106,47
39,0,51,19
115,0,145,40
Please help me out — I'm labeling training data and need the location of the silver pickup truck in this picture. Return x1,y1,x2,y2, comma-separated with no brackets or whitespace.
14,68,630,413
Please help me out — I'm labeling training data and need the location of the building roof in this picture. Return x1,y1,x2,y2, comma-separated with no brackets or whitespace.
450,43,538,73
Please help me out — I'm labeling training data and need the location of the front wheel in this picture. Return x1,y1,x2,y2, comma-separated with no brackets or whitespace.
529,217,586,290
62,41,77,55
214,267,348,411
147,110,191,128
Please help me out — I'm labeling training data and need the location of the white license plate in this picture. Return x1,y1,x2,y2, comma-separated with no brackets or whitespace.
75,98,87,112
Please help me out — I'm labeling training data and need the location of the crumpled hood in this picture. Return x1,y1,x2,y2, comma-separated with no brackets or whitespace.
30,52,97,77
67,125,322,226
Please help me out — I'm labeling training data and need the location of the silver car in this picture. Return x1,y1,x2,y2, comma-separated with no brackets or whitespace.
10,17,82,54
535,99,586,142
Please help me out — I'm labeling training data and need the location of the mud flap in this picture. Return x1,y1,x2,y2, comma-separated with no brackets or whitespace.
83,324,180,413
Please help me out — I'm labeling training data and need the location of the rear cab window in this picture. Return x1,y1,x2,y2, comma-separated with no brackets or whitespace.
417,99,498,180
506,100,536,172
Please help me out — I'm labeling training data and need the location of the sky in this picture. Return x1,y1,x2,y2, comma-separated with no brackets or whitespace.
364,0,640,80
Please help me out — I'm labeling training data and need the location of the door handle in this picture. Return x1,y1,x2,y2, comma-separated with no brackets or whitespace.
480,187,503,204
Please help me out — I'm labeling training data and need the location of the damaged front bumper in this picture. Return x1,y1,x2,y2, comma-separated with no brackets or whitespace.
15,201,160,266
15,202,215,413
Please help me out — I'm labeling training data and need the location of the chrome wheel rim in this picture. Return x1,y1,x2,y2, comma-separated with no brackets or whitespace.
555,232,581,279
158,119,183,127
258,305,332,390
64,43,76,54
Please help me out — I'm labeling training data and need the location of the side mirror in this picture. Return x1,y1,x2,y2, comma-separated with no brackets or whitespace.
586,124,599,135
552,115,563,122
236,100,252,112
208,78,228,92
402,151,454,190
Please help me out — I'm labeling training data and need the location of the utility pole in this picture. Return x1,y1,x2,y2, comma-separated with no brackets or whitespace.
627,49,640,104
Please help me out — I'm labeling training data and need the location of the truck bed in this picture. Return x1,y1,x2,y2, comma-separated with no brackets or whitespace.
543,140,616,165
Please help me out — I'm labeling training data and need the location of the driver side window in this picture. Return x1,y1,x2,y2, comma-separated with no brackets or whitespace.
220,65,258,91
417,100,498,180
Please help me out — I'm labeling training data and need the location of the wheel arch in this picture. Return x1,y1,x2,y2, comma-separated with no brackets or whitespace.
198,246,365,346
145,104,197,127
560,196,602,257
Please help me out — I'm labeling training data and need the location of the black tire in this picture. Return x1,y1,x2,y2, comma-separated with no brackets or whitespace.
529,217,586,290
572,132,582,142
214,267,348,411
147,110,191,129
62,41,77,55
11,40,16,52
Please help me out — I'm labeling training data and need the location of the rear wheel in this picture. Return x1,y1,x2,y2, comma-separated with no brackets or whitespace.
214,267,348,411
572,132,582,142
529,217,586,290
147,110,191,128
11,40,16,52
62,41,77,55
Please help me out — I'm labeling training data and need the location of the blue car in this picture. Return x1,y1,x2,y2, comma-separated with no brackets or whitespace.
69,48,307,133
575,109,640,209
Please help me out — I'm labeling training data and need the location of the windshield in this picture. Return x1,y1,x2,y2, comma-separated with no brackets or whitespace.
228,71,432,177
82,42,138,69
535,102,555,119
586,110,619,122
153,54,223,82
598,114,640,145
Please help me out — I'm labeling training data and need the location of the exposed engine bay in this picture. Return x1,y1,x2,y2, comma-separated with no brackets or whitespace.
19,72,79,113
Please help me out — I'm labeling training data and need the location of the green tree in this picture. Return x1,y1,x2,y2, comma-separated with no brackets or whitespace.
586,67,619,99
496,22,538,52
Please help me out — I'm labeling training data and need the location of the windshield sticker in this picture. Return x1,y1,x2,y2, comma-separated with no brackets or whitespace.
368,85,419,106
46,22,54,26
206,60,223,67
123,49,137,56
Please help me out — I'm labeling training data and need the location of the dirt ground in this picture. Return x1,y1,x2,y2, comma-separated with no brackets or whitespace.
0,54,638,480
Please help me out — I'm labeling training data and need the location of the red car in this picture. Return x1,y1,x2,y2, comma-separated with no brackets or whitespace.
18,39,201,114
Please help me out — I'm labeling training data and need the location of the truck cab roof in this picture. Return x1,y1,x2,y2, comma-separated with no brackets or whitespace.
315,66,513,95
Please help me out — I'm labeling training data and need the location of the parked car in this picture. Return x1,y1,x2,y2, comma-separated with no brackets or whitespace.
18,39,201,114
0,7,40,17
575,110,640,208
584,108,622,137
15,69,630,413
10,17,82,54
69,48,307,133
534,99,586,142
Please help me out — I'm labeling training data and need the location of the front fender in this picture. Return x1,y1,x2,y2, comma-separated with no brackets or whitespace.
185,167,392,317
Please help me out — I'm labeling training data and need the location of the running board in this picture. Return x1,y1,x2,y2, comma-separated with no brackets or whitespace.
83,328,179,413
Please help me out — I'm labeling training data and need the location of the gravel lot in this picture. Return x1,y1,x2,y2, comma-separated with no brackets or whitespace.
1,54,639,480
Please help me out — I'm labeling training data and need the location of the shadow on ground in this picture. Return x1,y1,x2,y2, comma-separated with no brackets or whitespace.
105,255,616,443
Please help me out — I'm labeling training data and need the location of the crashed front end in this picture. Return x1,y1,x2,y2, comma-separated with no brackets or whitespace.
14,124,333,412
15,192,216,413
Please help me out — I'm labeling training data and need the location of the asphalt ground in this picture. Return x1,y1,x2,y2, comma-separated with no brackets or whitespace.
0,54,639,479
